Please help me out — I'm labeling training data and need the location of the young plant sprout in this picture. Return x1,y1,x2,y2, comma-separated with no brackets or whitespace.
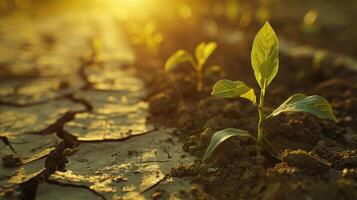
165,42,219,91
87,36,102,63
203,22,336,161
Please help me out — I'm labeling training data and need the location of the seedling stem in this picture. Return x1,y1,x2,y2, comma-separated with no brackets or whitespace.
257,89,265,153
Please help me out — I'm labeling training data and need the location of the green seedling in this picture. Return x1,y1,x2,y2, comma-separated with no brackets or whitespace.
165,42,220,91
203,22,336,161
90,36,102,62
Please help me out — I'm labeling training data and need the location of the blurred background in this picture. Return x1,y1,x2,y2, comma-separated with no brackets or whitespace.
1,0,356,58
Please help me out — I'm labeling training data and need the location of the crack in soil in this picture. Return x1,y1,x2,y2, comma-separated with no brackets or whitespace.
14,85,95,199
65,94,93,112
0,100,54,108
11,53,157,199
0,136,17,153
27,94,93,136
140,175,168,194
77,128,158,143
0,91,90,108
17,118,83,199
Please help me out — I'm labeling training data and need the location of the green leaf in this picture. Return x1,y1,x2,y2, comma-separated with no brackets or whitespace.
203,128,256,161
195,42,217,70
251,22,279,89
204,65,224,77
165,50,194,72
268,94,337,121
211,79,256,105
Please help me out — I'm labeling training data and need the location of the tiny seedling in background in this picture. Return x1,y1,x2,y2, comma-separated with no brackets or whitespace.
165,42,220,91
88,36,102,63
301,9,320,34
203,22,336,161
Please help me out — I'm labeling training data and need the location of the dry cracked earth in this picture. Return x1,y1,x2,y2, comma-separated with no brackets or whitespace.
0,13,199,200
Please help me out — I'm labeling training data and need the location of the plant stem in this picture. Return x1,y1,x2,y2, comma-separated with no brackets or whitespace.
257,89,265,153
196,69,203,92
170,76,183,100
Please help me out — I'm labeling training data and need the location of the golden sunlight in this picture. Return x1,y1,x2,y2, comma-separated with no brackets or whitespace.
1,0,356,199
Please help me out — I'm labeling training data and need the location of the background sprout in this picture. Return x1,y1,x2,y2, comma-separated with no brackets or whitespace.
301,9,320,34
90,36,102,62
203,22,336,161
164,42,218,91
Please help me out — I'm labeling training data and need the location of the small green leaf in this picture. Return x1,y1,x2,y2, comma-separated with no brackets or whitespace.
211,79,256,105
251,22,279,89
268,94,337,121
195,42,217,70
204,65,224,77
203,128,256,161
165,50,194,72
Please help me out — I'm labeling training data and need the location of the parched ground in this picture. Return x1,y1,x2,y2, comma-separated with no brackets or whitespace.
0,11,203,200
1,1,357,200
